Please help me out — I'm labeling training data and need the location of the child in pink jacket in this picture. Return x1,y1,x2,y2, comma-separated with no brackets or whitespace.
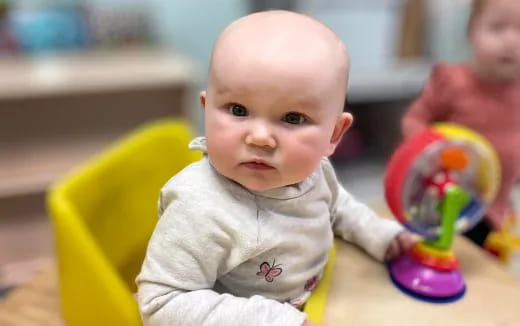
402,0,520,246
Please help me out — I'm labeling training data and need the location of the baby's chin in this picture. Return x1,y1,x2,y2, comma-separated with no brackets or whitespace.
495,71,520,83
237,180,286,192
492,62,520,81
237,176,307,192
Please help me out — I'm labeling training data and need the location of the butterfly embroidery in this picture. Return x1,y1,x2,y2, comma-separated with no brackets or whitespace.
304,276,319,292
256,259,282,282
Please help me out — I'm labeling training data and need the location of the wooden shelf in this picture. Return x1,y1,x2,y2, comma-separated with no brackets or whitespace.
0,49,195,199
0,48,196,100
0,135,120,198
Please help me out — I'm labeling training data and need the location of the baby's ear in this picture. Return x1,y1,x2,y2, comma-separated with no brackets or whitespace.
199,91,207,109
326,112,353,156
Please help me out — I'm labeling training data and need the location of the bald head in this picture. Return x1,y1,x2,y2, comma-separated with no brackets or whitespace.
212,11,348,65
208,10,350,109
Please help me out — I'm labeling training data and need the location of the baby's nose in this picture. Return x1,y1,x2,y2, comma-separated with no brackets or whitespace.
245,121,277,148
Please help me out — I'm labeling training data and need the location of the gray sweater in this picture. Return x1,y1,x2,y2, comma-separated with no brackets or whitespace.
137,140,402,326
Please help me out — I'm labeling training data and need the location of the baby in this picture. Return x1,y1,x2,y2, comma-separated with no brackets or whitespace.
402,0,520,246
137,10,414,326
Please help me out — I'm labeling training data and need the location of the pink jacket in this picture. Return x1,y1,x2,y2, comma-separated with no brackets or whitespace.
402,63,520,230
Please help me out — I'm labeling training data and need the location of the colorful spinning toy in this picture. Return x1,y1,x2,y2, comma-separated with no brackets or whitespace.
385,123,500,302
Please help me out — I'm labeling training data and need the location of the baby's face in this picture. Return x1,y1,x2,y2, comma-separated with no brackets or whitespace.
201,14,350,191
470,0,520,81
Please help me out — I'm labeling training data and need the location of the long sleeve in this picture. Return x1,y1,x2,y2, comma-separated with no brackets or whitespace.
331,184,403,261
136,185,306,326
402,64,452,139
322,160,403,261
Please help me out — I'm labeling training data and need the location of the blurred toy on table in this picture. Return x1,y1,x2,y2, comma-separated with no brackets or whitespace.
385,123,501,302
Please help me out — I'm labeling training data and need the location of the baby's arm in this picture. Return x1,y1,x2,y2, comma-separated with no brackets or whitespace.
136,189,306,326
402,64,452,139
322,159,403,261
330,183,404,261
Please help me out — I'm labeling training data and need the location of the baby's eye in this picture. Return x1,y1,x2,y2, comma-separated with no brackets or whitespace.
282,112,306,125
229,104,248,116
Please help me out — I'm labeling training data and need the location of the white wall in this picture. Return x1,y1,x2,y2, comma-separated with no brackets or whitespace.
149,0,248,132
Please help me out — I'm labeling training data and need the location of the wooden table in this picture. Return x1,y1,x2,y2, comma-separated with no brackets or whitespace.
0,264,64,326
1,237,519,326
323,237,520,326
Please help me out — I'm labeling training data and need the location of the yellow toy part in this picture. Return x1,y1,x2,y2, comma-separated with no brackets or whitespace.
433,123,501,203
485,213,520,264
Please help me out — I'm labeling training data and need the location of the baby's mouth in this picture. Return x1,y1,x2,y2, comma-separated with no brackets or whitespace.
499,56,516,65
241,159,274,170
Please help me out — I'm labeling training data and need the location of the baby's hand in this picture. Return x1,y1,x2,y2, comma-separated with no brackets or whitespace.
302,320,316,326
384,231,417,262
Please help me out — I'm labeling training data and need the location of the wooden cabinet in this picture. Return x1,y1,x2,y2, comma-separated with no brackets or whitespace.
0,50,195,218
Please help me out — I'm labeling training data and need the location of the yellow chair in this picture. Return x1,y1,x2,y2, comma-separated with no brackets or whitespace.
304,245,336,325
47,120,201,326
47,118,335,326
485,213,520,264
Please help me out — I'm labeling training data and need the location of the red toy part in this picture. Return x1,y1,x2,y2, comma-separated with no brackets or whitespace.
409,246,459,272
384,129,445,225
423,169,458,198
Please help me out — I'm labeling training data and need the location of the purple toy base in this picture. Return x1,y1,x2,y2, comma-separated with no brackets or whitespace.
389,271,466,304
389,254,466,300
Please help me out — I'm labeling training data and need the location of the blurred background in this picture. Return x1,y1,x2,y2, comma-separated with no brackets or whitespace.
1,0,518,305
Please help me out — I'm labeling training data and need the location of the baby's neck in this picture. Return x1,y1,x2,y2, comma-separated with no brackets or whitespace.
469,61,519,85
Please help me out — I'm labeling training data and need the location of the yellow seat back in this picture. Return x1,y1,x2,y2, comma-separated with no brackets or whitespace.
47,120,201,326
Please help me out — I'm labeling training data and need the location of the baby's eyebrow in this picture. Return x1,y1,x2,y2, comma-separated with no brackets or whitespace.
215,86,229,95
215,83,239,96
294,96,320,109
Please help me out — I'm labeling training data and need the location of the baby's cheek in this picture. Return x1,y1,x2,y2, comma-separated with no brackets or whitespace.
207,136,237,168
283,146,322,175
